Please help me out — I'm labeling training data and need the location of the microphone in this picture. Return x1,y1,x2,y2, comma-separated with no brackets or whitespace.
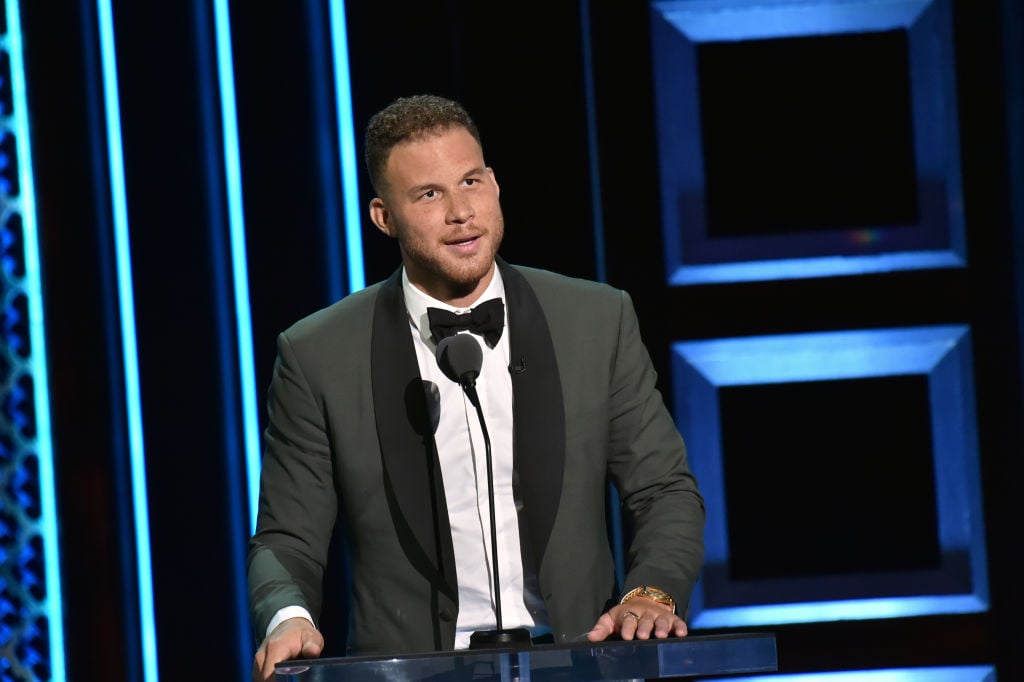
436,334,483,390
434,334,532,650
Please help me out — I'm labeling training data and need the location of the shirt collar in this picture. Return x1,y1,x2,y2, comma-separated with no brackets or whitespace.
402,265,507,347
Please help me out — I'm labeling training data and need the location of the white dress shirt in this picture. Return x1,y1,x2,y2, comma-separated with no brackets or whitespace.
402,267,548,648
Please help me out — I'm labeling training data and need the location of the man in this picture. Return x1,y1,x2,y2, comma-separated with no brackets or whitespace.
249,94,705,680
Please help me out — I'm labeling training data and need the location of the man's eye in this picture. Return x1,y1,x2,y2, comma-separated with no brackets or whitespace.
464,178,477,186
422,190,437,199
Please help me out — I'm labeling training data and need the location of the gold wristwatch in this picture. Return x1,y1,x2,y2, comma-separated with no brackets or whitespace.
620,585,676,614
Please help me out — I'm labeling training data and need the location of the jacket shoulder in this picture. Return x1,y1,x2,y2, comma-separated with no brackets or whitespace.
510,264,622,303
506,264,637,347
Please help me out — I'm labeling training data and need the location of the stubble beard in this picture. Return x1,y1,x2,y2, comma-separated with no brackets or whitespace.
400,215,505,302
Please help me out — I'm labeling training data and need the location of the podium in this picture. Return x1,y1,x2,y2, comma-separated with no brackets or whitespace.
275,633,777,681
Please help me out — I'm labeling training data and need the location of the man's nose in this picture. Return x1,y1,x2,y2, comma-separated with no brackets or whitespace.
446,193,474,224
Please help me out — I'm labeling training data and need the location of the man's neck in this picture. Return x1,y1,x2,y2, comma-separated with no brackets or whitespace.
407,262,497,309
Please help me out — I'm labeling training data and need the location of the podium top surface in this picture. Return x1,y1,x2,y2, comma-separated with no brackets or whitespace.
275,632,777,681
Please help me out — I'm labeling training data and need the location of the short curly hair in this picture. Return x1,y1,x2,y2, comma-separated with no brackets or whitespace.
364,94,483,196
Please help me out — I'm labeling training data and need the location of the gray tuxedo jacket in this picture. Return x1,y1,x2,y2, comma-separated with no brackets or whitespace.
247,260,704,655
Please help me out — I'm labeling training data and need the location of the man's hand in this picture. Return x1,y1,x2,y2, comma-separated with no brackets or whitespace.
252,617,324,682
586,597,688,642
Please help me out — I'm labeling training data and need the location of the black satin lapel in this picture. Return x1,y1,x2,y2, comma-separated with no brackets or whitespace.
500,260,565,571
371,270,457,598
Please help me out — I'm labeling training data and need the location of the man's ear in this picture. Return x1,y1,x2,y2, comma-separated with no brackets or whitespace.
369,197,394,237
488,167,499,198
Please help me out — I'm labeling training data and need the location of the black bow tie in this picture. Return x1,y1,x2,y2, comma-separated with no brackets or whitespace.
427,298,505,347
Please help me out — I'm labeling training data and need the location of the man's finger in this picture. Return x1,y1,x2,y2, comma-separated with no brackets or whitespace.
252,648,265,682
261,641,285,682
653,613,675,638
300,631,324,657
639,612,659,640
586,612,617,641
673,618,689,637
620,609,641,640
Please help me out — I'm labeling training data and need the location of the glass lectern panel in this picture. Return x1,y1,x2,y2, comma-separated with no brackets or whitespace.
275,633,777,681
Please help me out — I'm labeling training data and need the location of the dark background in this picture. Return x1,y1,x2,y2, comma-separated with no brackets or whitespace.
10,0,1022,679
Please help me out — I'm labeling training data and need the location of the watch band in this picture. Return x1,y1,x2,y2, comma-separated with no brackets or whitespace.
620,585,676,614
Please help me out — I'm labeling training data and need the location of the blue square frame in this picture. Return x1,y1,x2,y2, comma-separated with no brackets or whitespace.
672,325,988,627
650,0,965,284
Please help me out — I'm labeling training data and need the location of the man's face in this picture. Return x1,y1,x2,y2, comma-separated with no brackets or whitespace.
370,126,504,306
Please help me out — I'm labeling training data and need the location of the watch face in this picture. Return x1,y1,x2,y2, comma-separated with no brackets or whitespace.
638,586,675,613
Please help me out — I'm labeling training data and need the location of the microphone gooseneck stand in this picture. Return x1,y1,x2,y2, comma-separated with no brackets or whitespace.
436,334,532,650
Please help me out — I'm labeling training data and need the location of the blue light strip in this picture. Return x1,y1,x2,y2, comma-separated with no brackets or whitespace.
671,251,966,285
328,0,365,293
212,0,262,533
724,665,995,682
578,0,621,586
692,594,988,629
579,0,607,283
6,0,66,677
654,0,931,42
675,326,966,386
96,1,159,679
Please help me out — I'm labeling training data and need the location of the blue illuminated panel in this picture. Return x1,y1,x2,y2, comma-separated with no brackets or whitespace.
673,326,988,627
211,0,261,536
96,0,159,678
727,666,995,682
650,0,964,284
328,0,365,294
1,1,66,678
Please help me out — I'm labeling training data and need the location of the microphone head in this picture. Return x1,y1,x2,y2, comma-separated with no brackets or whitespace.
436,334,482,387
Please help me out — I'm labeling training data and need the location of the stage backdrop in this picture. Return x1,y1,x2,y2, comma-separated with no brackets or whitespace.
1,0,1021,680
